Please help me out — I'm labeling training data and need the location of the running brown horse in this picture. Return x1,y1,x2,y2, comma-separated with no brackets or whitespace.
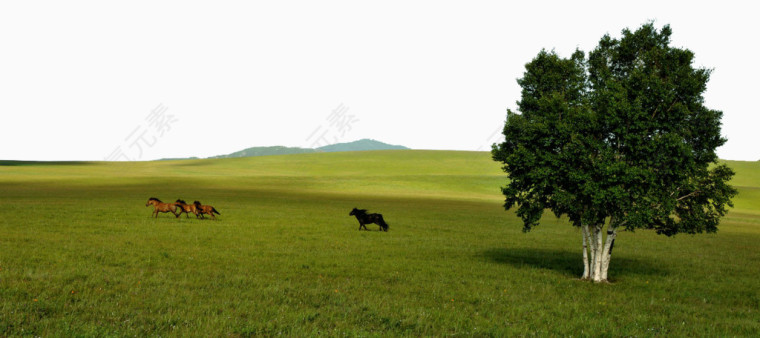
194,201,220,220
175,199,201,218
145,197,179,218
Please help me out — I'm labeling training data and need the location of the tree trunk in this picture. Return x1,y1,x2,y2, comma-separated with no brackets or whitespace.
580,220,616,283
591,224,604,282
581,223,591,280
587,223,599,281
600,226,617,281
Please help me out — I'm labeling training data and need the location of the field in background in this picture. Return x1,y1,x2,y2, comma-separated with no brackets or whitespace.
1,151,758,336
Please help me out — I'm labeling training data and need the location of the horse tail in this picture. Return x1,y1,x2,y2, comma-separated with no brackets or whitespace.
212,207,220,215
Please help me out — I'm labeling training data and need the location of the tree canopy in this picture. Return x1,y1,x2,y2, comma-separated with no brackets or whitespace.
491,23,736,282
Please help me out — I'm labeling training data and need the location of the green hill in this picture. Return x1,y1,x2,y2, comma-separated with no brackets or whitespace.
207,139,408,159
210,146,316,159
317,139,408,152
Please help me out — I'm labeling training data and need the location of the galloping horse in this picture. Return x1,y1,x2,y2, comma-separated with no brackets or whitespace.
349,208,389,231
146,197,179,218
194,201,220,220
175,199,201,218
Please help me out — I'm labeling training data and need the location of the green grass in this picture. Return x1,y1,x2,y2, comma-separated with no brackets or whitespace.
1,151,758,336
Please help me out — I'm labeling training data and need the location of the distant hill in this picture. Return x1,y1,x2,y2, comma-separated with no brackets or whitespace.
317,139,408,153
210,146,315,159
204,139,408,160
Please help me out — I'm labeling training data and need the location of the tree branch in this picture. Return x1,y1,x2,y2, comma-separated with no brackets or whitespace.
677,190,700,201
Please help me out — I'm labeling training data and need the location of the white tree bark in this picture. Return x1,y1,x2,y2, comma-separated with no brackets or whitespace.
600,217,615,280
581,223,591,280
581,220,617,283
592,224,604,282
587,224,598,281
600,226,617,281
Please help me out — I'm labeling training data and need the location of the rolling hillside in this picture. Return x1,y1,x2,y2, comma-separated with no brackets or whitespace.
0,151,758,336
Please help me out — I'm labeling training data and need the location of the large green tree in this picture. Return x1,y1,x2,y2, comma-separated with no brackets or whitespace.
491,23,736,282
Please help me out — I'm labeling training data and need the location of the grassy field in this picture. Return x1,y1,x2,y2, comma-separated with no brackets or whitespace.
1,150,758,336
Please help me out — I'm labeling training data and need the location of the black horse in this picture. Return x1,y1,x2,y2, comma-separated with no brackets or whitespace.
349,208,389,232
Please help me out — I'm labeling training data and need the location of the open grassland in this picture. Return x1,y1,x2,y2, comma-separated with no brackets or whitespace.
1,151,758,336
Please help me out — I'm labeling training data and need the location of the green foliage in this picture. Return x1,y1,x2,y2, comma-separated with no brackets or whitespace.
0,152,758,335
492,23,736,235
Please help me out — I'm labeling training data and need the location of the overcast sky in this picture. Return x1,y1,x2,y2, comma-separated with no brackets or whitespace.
1,1,757,161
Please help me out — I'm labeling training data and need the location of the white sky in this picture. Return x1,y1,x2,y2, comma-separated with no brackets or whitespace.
1,1,757,161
